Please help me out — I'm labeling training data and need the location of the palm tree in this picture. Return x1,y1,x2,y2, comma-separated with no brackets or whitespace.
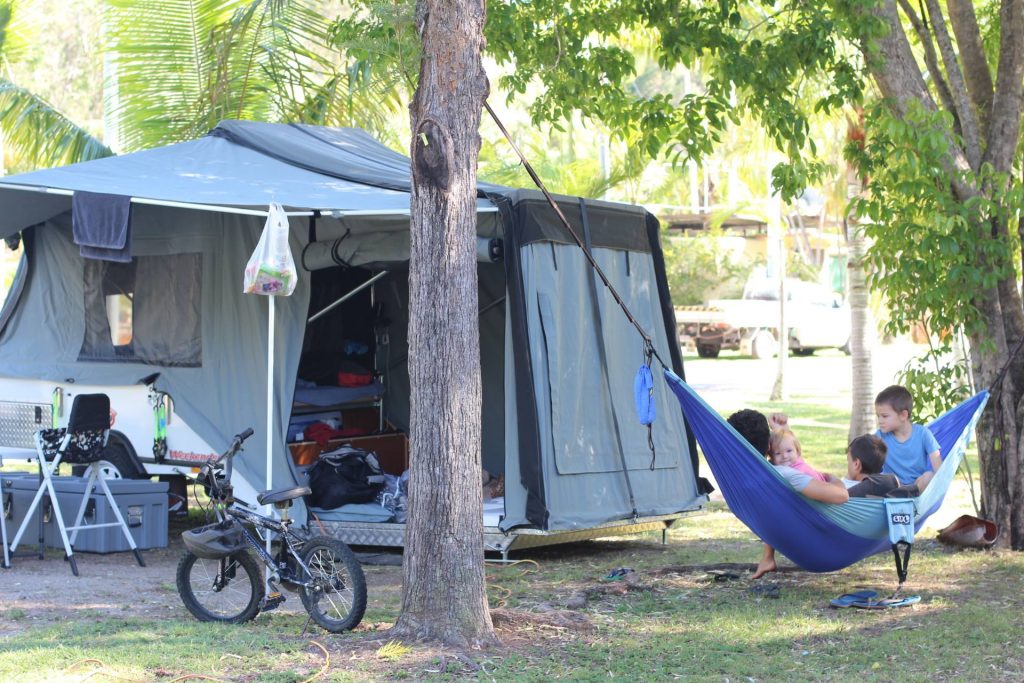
0,0,111,171
104,0,386,152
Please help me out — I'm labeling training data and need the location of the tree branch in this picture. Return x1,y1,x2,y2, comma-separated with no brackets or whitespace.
946,0,994,131
923,0,983,170
896,0,960,134
857,0,975,199
984,0,1024,173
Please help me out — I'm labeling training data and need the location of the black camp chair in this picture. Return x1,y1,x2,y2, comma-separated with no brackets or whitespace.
7,394,145,575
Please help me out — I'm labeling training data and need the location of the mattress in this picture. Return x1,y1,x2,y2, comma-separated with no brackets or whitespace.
293,381,385,407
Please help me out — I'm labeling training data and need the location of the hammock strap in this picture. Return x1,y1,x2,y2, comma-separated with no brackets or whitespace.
644,344,657,470
484,101,668,372
891,541,912,592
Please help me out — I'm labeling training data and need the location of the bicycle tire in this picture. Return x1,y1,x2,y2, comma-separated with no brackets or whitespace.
298,537,367,633
176,550,264,624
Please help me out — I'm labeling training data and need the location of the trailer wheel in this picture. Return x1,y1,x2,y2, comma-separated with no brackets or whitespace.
750,330,777,359
72,442,148,480
696,343,720,359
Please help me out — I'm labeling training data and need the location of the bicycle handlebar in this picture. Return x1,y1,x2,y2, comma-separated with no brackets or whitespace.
199,427,256,500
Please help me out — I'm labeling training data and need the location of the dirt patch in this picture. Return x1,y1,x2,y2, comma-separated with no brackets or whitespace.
0,530,403,637
491,607,594,633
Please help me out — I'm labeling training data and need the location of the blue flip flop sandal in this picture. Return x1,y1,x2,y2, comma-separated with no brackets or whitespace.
829,590,878,608
851,595,921,609
601,567,634,582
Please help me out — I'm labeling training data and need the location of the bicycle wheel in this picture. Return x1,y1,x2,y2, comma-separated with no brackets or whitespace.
176,550,264,624
298,537,367,633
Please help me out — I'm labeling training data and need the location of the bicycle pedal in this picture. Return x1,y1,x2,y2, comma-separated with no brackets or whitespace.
261,592,286,612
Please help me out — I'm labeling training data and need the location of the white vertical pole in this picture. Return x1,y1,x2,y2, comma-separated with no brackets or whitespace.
266,295,275,495
265,295,275,589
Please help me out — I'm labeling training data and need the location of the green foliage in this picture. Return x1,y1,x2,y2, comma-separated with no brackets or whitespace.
898,352,974,423
662,230,759,305
847,98,1020,415
105,0,334,151
850,100,1016,340
0,0,110,170
486,0,868,200
0,80,112,166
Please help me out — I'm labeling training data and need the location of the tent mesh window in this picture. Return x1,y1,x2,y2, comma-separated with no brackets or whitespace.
79,253,202,367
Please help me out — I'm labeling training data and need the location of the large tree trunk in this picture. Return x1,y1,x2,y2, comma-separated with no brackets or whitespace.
847,221,875,439
853,0,1024,549
970,282,1024,549
391,0,497,646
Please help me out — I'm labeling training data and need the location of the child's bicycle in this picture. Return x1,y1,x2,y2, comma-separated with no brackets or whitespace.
176,428,366,633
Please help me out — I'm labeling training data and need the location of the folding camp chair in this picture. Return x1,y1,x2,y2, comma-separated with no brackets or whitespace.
7,394,145,576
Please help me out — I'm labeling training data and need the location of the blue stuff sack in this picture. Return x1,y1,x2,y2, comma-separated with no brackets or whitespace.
634,364,656,425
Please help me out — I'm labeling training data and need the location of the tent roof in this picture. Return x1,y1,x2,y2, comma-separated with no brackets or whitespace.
0,120,498,237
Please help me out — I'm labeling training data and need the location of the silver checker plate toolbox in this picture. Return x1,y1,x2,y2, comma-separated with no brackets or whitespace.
0,401,51,448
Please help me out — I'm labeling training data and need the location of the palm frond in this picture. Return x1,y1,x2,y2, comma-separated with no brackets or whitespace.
106,0,349,151
0,80,111,170
105,0,240,150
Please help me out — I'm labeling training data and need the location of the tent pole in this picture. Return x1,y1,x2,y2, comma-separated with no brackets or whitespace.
0,183,315,218
265,295,275,591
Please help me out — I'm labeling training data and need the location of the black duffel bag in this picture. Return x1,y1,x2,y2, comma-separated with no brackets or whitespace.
307,445,385,509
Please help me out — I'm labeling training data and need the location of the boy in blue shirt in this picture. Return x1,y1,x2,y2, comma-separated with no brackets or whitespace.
875,385,941,491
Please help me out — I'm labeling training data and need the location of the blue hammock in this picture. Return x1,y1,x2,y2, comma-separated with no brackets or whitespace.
663,369,988,574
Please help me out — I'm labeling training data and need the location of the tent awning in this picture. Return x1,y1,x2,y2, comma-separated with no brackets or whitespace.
0,122,499,238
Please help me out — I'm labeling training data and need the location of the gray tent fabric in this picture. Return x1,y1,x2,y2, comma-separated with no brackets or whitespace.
513,243,699,529
0,120,705,535
0,207,309,517
0,134,413,238
212,120,507,196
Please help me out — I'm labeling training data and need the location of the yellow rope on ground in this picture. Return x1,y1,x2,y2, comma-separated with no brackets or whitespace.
485,558,540,572
488,583,513,608
63,656,230,683
298,641,330,683
65,658,138,682
60,640,326,682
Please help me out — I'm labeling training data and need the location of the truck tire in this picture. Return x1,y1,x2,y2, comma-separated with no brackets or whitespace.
696,343,720,359
71,440,148,480
751,330,777,359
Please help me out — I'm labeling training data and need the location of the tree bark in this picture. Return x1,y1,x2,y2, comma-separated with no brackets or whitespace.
946,0,994,127
923,0,982,169
391,0,497,647
897,0,959,131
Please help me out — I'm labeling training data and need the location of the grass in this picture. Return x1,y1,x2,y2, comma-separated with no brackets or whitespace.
0,395,1017,681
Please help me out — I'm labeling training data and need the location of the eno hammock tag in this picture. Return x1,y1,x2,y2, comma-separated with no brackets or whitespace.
634,364,656,425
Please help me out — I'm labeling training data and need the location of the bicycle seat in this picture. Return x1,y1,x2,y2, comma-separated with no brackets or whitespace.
258,485,312,506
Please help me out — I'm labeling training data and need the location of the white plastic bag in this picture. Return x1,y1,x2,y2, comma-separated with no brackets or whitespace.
243,203,297,296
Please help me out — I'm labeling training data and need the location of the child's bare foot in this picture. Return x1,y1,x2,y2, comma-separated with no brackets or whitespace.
752,557,777,579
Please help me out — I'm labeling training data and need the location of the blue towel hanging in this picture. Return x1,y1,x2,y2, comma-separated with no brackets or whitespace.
662,369,988,572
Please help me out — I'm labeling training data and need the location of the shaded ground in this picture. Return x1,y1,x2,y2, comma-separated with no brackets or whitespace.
0,524,400,638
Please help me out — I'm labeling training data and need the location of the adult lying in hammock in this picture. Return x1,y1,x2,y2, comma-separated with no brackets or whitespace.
665,370,987,587
727,409,914,578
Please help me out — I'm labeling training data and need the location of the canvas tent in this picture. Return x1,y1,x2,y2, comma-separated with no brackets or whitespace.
0,120,708,548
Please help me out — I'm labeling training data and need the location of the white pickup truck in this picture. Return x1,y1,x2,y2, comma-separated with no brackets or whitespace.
675,274,851,359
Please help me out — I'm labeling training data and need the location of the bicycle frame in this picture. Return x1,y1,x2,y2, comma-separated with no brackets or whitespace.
197,432,318,592
220,505,320,590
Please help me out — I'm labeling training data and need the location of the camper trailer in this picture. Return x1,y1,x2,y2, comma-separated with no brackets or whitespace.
0,121,708,555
